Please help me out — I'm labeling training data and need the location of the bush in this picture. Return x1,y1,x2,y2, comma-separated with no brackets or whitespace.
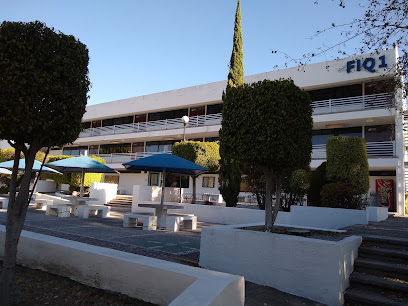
0,185,9,194
326,136,369,195
308,162,327,206
320,182,366,209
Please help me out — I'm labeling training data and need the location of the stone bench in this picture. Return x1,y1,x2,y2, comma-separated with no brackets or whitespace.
46,205,71,218
0,197,9,209
166,213,197,232
76,205,110,219
123,213,157,231
31,199,54,210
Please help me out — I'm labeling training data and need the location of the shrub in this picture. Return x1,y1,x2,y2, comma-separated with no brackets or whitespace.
320,182,366,209
308,162,327,206
326,136,369,195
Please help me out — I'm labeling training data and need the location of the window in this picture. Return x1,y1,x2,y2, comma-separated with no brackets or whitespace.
190,106,205,117
149,172,160,186
307,84,362,102
202,177,215,188
62,146,88,156
132,142,144,153
207,104,222,115
165,173,190,188
99,143,131,154
148,108,188,121
145,140,176,153
82,122,91,129
312,127,362,145
365,125,394,142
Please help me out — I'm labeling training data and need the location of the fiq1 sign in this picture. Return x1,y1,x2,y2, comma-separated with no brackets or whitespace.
347,55,387,73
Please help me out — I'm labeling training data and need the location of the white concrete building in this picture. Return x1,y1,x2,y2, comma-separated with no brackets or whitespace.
52,48,406,215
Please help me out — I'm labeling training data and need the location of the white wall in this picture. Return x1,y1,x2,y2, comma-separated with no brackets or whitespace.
118,173,148,195
0,226,244,306
200,224,362,306
0,140,10,150
89,182,118,205
34,180,57,193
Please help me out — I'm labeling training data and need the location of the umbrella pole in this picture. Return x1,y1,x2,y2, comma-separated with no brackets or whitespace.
80,169,85,197
160,168,166,205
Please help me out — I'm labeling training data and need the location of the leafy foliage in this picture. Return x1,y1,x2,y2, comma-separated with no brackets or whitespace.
241,164,266,210
172,141,220,172
0,21,90,148
220,79,313,230
326,136,369,195
227,0,244,89
320,182,366,209
219,158,241,207
0,21,90,302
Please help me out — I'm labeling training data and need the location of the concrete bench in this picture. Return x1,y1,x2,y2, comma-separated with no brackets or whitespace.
0,197,9,209
46,205,71,218
76,205,110,218
166,213,197,232
123,213,157,231
31,199,54,211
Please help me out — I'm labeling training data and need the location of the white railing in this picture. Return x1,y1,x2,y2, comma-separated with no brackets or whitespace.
78,92,393,139
312,141,395,159
78,113,222,138
96,151,170,164
312,92,393,115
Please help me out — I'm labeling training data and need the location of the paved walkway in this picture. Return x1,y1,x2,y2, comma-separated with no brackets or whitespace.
1,207,406,305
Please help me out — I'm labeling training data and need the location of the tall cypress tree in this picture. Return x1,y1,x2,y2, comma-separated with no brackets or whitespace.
219,0,243,207
227,0,244,88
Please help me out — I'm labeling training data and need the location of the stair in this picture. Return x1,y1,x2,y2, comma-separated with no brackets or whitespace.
106,195,133,208
345,235,408,305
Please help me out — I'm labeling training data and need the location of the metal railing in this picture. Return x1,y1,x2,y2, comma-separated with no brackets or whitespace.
78,92,393,139
312,140,395,159
311,92,393,115
96,151,169,164
79,113,222,138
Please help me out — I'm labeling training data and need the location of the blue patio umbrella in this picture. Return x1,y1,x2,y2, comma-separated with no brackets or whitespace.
0,159,61,174
46,156,118,197
123,154,208,204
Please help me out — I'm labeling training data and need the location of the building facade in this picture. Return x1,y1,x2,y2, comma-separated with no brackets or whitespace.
52,48,406,215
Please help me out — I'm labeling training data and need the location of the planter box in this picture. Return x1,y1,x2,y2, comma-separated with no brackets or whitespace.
200,224,362,306
366,206,389,222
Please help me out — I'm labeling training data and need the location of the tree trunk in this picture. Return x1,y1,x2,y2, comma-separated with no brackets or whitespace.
264,168,274,232
191,175,197,204
0,147,36,304
272,174,282,226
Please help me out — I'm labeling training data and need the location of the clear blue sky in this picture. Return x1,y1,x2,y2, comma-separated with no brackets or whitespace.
2,0,368,105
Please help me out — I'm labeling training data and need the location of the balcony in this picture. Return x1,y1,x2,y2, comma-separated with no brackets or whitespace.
311,92,393,115
79,113,222,138
312,141,395,159
78,92,393,139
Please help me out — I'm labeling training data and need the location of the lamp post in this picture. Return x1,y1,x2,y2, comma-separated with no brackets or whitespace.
182,115,189,141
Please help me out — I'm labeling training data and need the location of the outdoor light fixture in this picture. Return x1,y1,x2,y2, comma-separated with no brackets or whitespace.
182,115,189,141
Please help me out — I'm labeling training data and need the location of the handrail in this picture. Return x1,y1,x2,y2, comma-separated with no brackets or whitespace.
312,140,395,159
78,92,394,138
78,113,222,138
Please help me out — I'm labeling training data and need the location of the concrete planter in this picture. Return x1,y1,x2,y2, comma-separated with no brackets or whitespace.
366,206,389,222
200,224,362,306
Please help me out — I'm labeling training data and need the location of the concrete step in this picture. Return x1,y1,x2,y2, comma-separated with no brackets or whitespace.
359,246,408,264
350,272,408,295
354,258,408,282
362,235,408,251
345,288,408,306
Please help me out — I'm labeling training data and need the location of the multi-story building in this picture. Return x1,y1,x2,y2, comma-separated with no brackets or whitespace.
52,48,406,215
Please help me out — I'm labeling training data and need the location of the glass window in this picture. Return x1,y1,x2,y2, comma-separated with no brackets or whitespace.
207,104,223,115
148,108,188,121
365,125,394,142
91,120,102,128
145,141,159,152
365,80,394,95
89,145,99,155
99,143,131,154
307,84,362,102
134,114,147,123
190,106,205,117
132,142,144,153
202,177,215,188
82,122,91,129
62,146,88,156
149,172,160,186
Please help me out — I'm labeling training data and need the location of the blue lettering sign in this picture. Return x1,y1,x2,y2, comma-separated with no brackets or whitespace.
346,55,387,73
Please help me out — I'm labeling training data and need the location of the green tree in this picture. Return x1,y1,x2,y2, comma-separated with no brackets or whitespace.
220,79,313,231
0,21,90,303
326,136,369,195
219,0,244,207
172,141,220,204
227,0,243,89
308,162,327,206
